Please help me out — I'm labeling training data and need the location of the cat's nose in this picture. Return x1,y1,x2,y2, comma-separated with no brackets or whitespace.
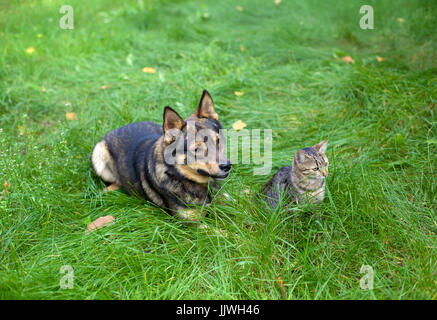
219,160,232,172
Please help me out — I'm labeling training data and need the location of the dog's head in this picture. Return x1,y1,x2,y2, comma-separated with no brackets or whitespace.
162,90,231,184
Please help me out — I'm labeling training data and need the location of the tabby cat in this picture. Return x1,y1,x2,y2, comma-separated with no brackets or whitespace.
262,139,329,208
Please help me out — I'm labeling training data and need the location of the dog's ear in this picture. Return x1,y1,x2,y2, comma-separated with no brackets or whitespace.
163,107,185,144
313,138,328,154
195,90,218,120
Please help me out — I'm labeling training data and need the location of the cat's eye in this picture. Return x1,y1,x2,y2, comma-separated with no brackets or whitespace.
313,168,318,171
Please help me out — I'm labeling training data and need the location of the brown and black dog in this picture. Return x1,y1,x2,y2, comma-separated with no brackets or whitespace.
91,90,231,221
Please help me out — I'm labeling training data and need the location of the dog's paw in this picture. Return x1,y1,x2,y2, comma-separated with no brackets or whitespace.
103,183,121,193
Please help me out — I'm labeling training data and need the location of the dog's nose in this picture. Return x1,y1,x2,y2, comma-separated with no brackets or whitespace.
219,160,232,172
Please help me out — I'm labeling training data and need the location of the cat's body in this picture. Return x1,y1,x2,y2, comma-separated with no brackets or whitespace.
262,140,329,209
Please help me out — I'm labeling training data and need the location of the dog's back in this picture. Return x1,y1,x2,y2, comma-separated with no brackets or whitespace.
92,122,162,197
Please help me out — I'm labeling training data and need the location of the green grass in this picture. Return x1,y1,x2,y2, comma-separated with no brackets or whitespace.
0,0,436,299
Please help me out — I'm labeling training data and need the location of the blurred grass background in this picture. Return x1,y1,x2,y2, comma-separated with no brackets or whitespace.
0,0,436,299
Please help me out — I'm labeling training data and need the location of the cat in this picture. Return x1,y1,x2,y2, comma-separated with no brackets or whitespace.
261,139,329,209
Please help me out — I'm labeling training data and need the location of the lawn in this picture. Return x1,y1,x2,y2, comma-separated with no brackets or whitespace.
0,0,436,299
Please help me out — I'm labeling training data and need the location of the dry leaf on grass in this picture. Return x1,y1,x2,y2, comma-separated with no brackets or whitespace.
236,6,243,12
377,56,384,62
17,125,25,135
232,120,247,131
341,56,355,64
234,91,244,97
142,67,156,74
3,181,9,196
37,34,43,38
275,276,287,298
275,0,282,5
397,17,405,23
26,47,35,55
242,189,250,195
86,215,115,233
65,112,78,120
240,45,245,52
99,85,111,90
41,86,46,93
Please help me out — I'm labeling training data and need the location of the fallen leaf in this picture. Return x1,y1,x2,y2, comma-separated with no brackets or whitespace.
85,215,115,233
275,276,287,298
240,45,245,52
142,67,156,74
65,112,78,120
99,85,111,90
377,56,384,62
234,91,244,97
275,0,282,5
341,56,355,64
37,34,43,38
26,46,35,55
397,17,405,23
232,120,247,131
41,86,46,92
242,189,250,195
236,5,243,11
3,182,9,196
17,125,25,135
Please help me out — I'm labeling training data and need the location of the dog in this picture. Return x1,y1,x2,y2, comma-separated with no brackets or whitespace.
91,90,231,221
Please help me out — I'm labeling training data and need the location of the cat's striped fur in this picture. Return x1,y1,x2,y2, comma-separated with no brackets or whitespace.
262,139,328,208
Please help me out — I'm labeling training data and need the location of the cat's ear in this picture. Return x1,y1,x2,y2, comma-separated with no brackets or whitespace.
295,149,311,163
313,138,328,154
195,90,218,120
163,106,185,144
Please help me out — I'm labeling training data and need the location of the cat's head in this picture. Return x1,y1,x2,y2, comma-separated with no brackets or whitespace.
293,139,329,180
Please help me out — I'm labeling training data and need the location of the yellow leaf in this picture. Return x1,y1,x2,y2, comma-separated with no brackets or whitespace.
26,47,35,55
341,56,354,64
99,85,111,90
236,5,243,11
3,181,9,196
41,86,46,93
234,91,244,97
377,56,384,62
37,34,43,38
17,125,25,135
232,120,247,131
142,67,156,74
240,45,245,52
275,0,282,5
65,112,78,121
397,17,405,23
86,215,115,233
